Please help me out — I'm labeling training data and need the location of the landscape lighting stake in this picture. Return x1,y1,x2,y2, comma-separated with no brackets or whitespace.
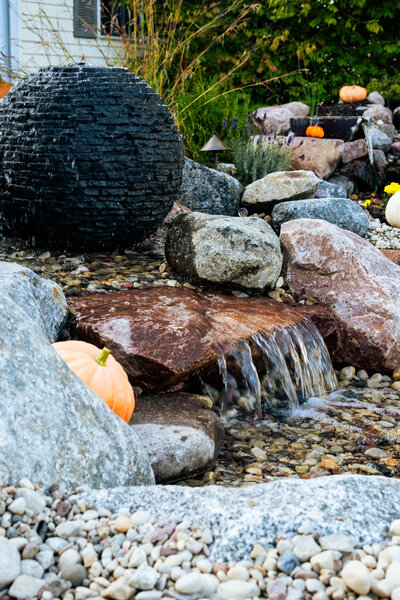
200,135,230,170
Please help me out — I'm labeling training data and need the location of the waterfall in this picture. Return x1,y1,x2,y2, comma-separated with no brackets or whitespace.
205,318,338,419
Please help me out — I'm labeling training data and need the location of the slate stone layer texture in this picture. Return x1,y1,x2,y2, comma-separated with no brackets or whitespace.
0,64,183,251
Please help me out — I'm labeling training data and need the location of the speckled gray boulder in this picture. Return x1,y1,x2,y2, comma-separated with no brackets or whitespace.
0,293,154,490
327,175,354,196
178,158,242,216
315,179,347,199
75,474,400,561
0,262,68,341
166,212,283,292
370,126,392,153
271,198,369,237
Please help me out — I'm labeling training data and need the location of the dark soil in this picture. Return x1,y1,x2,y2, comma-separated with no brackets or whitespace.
316,102,369,117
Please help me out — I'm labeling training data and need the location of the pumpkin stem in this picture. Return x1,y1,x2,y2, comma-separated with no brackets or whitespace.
95,347,110,367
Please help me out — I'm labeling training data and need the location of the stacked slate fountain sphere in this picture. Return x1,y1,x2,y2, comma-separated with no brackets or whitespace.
0,64,183,250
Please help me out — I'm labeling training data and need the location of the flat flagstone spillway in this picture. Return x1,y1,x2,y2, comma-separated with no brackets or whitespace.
68,287,337,402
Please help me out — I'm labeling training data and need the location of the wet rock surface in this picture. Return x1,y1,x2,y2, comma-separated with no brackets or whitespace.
281,218,400,371
178,157,243,215
165,211,283,292
68,287,327,393
271,197,369,237
130,394,225,483
0,292,154,490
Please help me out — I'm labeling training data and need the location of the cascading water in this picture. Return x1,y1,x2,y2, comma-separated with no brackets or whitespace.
205,318,337,419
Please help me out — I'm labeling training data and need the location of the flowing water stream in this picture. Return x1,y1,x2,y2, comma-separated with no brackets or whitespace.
205,318,338,420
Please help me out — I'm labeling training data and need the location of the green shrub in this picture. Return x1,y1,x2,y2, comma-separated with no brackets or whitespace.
223,114,291,185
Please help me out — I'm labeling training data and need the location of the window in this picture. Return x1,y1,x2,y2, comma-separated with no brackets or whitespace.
73,0,130,39
100,0,130,36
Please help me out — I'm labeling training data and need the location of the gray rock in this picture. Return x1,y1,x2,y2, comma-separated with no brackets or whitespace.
60,564,88,587
271,198,369,237
363,105,393,124
366,91,385,106
327,175,354,196
315,180,347,199
165,212,283,293
370,126,392,152
0,261,68,342
0,538,21,587
277,551,300,574
0,292,154,490
253,102,309,135
178,158,243,216
371,122,398,141
242,170,320,210
75,475,400,561
130,394,225,483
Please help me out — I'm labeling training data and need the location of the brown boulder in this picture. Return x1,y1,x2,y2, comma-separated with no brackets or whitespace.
130,394,224,483
342,139,368,164
289,137,344,179
69,287,335,393
280,218,400,371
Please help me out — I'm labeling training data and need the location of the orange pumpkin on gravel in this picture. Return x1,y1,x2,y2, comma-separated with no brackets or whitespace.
306,125,324,138
53,340,135,422
339,85,367,103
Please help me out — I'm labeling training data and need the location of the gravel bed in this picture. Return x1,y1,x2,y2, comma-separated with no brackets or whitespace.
0,478,400,599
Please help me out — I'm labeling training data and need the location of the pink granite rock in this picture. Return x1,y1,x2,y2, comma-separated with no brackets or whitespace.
280,218,400,371
342,139,368,164
289,137,344,179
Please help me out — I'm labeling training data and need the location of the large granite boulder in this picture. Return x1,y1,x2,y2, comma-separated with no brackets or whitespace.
280,219,400,371
76,474,400,561
68,287,334,393
178,158,243,216
241,170,319,211
253,102,309,135
165,212,283,292
289,138,344,179
370,126,392,152
130,394,224,483
0,262,68,342
315,179,347,198
0,292,154,490
271,198,369,237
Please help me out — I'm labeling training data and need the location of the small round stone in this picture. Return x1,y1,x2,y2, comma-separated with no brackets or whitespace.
114,516,133,533
8,497,26,515
341,560,372,595
61,564,88,587
387,563,400,587
175,572,203,594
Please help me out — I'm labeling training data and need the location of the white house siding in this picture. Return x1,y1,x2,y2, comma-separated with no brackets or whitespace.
18,0,124,74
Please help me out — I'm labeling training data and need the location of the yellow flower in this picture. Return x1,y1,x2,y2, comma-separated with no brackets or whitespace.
384,182,400,196
363,199,371,207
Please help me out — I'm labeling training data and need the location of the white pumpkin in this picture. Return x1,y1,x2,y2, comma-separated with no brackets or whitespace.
385,191,400,228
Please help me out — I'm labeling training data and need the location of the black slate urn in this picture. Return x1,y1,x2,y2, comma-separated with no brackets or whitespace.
0,64,183,251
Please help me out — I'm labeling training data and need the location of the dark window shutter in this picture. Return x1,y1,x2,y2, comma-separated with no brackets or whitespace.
73,0,98,38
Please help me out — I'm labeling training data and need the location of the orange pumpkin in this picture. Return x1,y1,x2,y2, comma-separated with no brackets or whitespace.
339,85,367,104
306,125,324,138
53,340,135,422
0,81,12,99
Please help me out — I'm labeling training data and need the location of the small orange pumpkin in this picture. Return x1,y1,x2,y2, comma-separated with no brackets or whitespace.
339,85,367,104
0,81,13,99
53,340,135,422
306,125,324,138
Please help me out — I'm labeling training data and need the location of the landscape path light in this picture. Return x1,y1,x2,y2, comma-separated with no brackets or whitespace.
200,134,230,170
